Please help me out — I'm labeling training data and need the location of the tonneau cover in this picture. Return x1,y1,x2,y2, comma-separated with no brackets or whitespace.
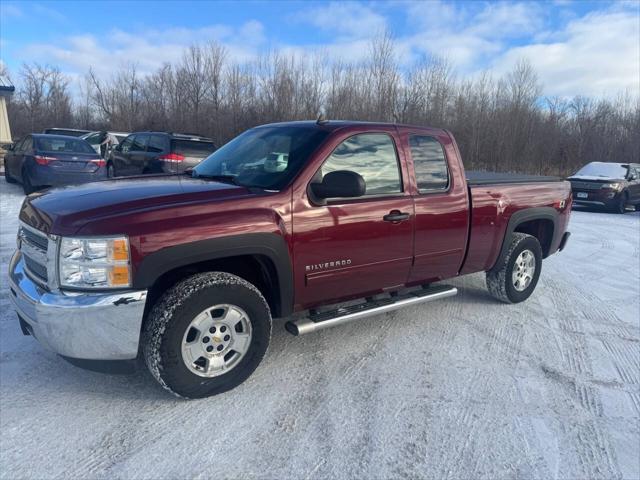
466,171,562,185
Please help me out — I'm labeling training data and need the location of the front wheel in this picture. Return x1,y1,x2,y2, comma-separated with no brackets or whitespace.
486,232,542,304
142,272,272,399
613,192,628,214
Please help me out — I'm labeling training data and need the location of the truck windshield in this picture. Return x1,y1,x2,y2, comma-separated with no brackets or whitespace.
192,126,330,190
574,162,628,178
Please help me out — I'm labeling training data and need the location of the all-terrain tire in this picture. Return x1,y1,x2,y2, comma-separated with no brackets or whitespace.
486,232,542,304
142,272,272,399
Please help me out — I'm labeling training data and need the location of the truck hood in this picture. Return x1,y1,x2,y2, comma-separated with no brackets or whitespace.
19,175,255,235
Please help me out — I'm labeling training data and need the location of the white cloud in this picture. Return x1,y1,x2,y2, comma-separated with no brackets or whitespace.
491,9,640,96
470,2,543,38
7,1,639,99
291,2,387,39
21,21,267,79
402,1,545,70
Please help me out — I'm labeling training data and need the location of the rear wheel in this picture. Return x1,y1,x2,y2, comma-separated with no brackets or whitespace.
4,166,16,184
486,232,542,304
142,272,272,399
22,169,36,195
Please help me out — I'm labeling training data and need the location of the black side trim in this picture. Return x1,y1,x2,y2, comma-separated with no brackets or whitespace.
61,356,139,374
133,233,294,317
491,207,559,270
558,231,571,252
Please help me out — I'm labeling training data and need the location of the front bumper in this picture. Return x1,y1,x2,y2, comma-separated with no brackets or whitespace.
571,189,621,209
8,251,147,360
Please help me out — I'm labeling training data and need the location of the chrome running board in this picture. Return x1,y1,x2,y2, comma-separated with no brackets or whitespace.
285,285,458,336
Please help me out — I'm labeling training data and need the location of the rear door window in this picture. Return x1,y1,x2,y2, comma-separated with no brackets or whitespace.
85,133,100,145
12,138,25,152
171,139,216,158
22,137,33,151
319,133,402,196
130,134,148,152
119,135,134,153
147,135,167,153
409,135,449,192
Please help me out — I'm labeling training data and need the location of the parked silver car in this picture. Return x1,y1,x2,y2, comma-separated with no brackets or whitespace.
81,131,129,158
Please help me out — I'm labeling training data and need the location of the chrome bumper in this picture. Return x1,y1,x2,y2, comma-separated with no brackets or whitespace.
8,251,147,360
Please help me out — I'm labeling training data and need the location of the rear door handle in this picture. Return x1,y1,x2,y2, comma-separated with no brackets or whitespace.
383,210,410,222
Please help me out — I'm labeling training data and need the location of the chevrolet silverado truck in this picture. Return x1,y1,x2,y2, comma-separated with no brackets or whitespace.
9,121,572,399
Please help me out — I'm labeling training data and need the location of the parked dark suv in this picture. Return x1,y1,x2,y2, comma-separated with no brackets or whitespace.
108,132,216,177
568,162,640,213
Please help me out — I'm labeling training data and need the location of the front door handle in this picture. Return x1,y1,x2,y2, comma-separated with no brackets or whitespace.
383,210,410,223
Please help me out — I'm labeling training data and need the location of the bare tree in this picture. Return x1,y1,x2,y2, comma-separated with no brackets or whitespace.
5,37,639,176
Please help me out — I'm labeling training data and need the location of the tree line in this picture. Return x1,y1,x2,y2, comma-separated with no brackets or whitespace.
4,35,639,176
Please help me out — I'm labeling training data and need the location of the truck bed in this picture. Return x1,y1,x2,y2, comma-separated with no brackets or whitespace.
466,171,562,185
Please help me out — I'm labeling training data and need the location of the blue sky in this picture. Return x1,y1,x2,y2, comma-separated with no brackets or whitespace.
1,1,638,97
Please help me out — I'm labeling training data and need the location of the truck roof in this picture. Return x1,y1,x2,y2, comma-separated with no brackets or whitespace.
257,120,447,135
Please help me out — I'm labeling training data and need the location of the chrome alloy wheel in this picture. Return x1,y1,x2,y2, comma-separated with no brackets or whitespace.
512,249,536,292
181,304,253,377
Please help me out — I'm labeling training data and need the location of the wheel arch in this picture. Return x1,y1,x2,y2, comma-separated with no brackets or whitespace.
134,233,293,319
491,207,559,270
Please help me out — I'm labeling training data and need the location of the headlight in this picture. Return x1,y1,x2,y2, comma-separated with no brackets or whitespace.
601,183,621,190
59,236,131,289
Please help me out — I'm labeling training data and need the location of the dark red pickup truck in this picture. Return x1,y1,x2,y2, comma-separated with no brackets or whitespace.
9,121,572,398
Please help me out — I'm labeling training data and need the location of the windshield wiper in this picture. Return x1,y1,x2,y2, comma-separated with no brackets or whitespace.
188,172,241,186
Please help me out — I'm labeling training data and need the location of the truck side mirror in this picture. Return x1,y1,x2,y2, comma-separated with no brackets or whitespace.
311,170,366,199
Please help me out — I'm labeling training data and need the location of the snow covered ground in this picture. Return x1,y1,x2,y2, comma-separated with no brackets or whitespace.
1,177,639,480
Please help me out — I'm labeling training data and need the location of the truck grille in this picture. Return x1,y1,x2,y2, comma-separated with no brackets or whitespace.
23,255,48,282
21,227,49,250
18,224,54,286
571,181,602,190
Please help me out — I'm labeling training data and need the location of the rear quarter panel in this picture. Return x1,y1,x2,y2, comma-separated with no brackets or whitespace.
461,181,572,274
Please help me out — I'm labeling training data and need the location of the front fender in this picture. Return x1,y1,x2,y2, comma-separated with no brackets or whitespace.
132,232,293,317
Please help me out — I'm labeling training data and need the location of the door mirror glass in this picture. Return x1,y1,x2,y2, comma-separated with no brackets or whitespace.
311,170,366,199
